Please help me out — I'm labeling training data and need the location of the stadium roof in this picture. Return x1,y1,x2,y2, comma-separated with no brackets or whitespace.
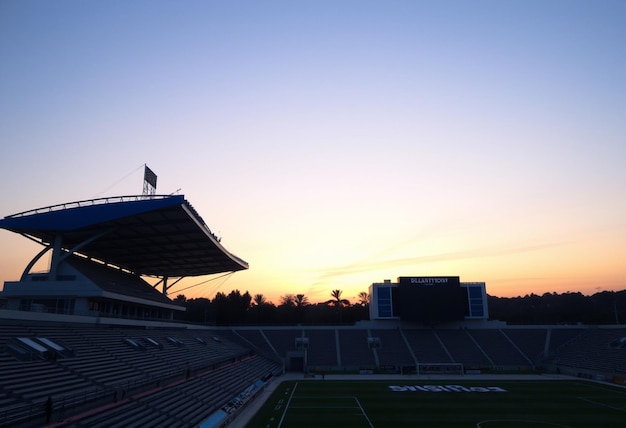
0,195,249,278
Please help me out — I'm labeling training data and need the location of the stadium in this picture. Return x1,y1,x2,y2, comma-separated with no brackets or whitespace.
0,173,625,427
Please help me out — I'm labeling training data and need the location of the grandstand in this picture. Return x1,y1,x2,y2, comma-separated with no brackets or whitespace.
1,321,625,426
0,193,284,427
223,325,626,378
1,192,625,427
0,194,248,320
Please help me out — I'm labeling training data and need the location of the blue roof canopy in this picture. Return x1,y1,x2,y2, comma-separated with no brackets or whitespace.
0,195,248,278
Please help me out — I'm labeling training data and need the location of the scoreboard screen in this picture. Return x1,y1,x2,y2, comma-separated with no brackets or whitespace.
397,277,467,324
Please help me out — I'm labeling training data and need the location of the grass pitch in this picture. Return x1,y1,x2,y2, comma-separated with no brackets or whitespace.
245,379,626,428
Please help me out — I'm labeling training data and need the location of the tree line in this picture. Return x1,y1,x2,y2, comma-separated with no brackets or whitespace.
172,288,626,325
488,290,626,325
172,289,369,325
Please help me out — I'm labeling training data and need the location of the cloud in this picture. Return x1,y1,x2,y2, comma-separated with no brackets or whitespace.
310,240,568,284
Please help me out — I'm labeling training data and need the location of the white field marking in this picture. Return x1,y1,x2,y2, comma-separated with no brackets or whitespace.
281,395,373,427
577,396,626,412
354,396,374,428
277,382,298,428
477,420,570,428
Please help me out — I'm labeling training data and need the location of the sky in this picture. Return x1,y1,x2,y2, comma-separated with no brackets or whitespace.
1,0,625,305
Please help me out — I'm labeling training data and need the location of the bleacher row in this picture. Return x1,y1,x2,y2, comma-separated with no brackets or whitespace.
1,324,625,427
0,323,282,427
231,326,626,374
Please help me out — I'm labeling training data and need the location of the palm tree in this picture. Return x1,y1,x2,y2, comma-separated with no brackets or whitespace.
295,294,309,307
253,294,267,306
328,289,350,307
327,289,350,324
279,294,295,307
294,294,309,323
358,291,369,307
251,293,268,323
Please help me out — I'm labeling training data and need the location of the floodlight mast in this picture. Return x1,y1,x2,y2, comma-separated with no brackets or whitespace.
143,165,157,196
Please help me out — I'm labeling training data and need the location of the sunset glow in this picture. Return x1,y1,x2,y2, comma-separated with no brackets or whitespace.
1,1,624,305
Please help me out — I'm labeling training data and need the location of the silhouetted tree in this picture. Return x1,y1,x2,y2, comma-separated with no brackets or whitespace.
173,294,187,304
326,289,350,324
253,294,267,306
488,290,626,324
294,294,309,323
249,294,276,324
279,294,295,307
276,294,298,323
358,291,369,306
295,294,309,307
212,290,251,325
328,289,350,307
350,293,370,321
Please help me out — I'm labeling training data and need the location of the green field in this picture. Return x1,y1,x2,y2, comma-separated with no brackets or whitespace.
245,379,626,428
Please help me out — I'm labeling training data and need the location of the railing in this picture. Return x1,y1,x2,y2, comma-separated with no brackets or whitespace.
5,195,177,218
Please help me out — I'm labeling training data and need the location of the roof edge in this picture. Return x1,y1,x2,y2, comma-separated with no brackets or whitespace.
4,194,184,219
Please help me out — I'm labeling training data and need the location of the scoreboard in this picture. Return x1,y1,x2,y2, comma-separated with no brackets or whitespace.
397,276,468,324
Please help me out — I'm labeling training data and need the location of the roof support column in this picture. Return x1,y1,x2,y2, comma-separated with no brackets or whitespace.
49,234,63,280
